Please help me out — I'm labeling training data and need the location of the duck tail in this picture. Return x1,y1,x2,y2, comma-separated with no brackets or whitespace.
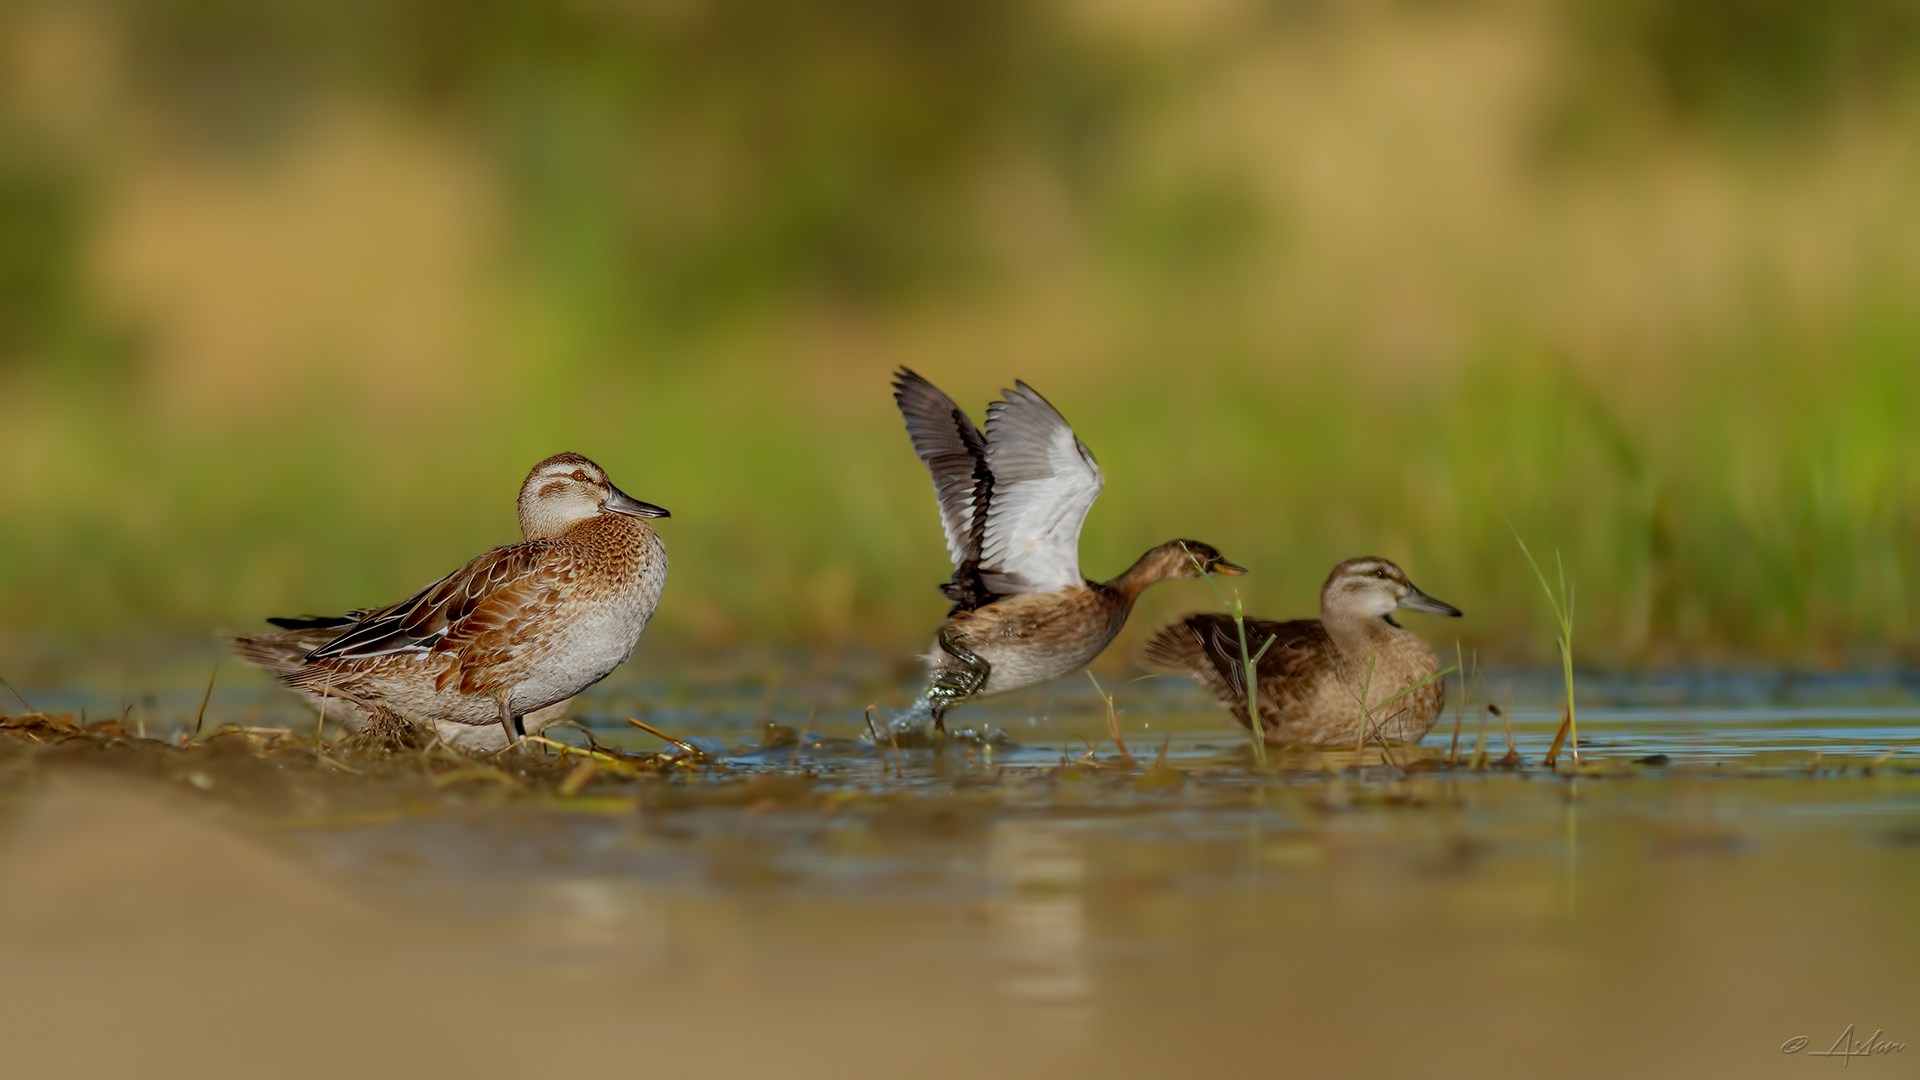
231,633,307,678
231,625,342,680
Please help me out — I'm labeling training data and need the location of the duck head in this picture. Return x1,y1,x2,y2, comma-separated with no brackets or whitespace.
1168,540,1247,579
1320,557,1462,622
1109,540,1247,597
518,452,669,540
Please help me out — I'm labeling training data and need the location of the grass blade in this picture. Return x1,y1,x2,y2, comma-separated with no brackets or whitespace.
1511,526,1579,763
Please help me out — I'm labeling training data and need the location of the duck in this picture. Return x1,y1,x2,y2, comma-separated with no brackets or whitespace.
234,452,669,752
891,367,1244,729
1144,557,1462,746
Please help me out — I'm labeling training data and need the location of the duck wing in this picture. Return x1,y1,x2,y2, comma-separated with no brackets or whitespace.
892,367,996,608
1147,614,1328,719
978,380,1105,595
305,542,558,662
433,556,580,695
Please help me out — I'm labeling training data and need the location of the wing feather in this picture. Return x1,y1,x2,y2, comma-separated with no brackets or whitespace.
438,566,576,695
266,611,372,631
979,380,1104,594
891,367,990,570
1149,614,1329,725
306,544,552,661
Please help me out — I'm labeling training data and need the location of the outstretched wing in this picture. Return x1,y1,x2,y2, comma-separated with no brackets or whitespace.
306,543,555,662
978,380,1104,594
892,368,991,571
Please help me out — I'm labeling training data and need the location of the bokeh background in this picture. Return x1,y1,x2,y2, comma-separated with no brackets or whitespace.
4,0,1920,685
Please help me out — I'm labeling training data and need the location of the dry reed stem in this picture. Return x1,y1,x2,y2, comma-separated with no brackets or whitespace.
1543,703,1572,767
626,716,701,756
519,735,647,774
1086,671,1132,764
863,705,893,775
193,663,218,740
559,759,597,796
0,675,34,714
1493,703,1518,763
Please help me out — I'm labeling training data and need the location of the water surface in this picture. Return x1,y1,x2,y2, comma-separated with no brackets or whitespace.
2,661,1917,1078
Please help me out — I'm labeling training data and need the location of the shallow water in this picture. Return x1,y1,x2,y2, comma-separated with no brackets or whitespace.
2,660,1918,1078
31,652,1920,762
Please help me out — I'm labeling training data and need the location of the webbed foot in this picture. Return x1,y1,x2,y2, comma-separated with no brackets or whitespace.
928,627,991,731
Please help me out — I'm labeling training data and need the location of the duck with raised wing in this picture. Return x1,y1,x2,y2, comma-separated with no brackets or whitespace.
235,452,669,751
891,367,1244,731
1144,557,1461,746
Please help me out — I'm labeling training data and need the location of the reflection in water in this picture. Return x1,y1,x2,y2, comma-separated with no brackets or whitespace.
986,821,1092,1039
4,720,1920,1075
1564,779,1579,925
537,878,671,965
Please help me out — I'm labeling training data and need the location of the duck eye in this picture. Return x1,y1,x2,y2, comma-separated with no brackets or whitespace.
1374,570,1388,579
571,470,589,482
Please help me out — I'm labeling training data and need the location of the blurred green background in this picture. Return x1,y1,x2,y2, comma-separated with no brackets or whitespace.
3,0,1920,683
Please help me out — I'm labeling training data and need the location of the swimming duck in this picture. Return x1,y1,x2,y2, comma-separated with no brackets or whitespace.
235,452,669,751
891,367,1244,728
1144,557,1462,745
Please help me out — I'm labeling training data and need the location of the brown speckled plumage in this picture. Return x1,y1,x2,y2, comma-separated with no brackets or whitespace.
1145,557,1462,745
930,541,1234,697
235,453,668,751
892,369,1243,725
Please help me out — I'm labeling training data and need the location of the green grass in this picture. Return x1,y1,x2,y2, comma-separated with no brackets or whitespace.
4,328,1917,669
1187,550,1274,769
4,3,1920,673
1514,529,1580,764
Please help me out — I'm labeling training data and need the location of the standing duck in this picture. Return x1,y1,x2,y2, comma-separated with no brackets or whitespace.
235,452,669,751
891,368,1244,729
1144,557,1461,745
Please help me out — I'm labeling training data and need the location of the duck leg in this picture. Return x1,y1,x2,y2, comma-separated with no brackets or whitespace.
928,627,991,732
495,695,525,748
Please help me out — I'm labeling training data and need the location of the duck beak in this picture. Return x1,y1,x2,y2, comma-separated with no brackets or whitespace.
1398,583,1461,617
1210,558,1248,576
603,483,670,519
